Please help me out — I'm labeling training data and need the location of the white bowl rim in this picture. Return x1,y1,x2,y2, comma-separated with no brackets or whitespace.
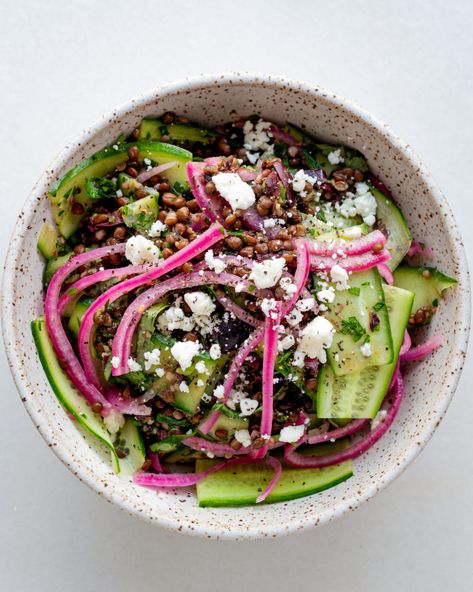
2,72,470,539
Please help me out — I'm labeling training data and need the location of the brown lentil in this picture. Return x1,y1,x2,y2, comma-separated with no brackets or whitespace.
165,212,178,227
287,145,299,158
187,199,199,213
113,226,127,240
135,188,148,200
269,239,284,252
224,214,237,227
176,206,190,221
91,402,103,414
205,181,216,194
71,202,84,215
226,236,243,250
117,196,130,207
162,112,175,125
255,243,269,255
162,247,173,259
239,246,254,258
215,429,229,440
127,146,139,161
126,166,138,178
174,222,187,235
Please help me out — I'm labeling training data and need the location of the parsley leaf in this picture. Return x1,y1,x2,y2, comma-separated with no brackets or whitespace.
341,316,366,342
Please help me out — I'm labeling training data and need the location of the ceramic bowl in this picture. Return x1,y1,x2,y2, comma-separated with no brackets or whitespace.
2,73,470,539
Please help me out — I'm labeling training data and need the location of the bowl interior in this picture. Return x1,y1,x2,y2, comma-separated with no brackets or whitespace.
3,74,469,539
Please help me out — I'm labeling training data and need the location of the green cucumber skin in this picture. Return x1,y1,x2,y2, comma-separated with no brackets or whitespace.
42,253,73,288
370,187,411,271
31,318,120,473
136,141,192,187
326,268,393,377
139,118,217,145
114,419,145,476
393,266,457,322
37,222,58,259
196,453,353,507
317,285,414,419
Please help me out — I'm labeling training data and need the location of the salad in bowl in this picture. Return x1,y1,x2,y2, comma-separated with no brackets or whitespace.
32,112,456,506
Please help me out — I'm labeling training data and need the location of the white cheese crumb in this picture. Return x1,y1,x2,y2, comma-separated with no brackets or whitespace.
360,341,372,357
111,356,120,369
338,183,377,226
243,119,272,152
330,264,350,290
158,305,195,332
184,291,216,317
249,257,286,289
127,357,142,372
212,172,256,211
196,378,205,387
239,398,258,416
179,381,190,393
235,282,245,293
170,340,201,371
116,189,123,198
279,276,298,299
213,384,225,399
125,235,161,265
148,220,167,238
260,297,277,317
104,411,125,435
143,348,161,371
341,225,363,240
286,308,303,327
279,424,305,443
296,316,335,364
327,149,344,165
209,344,222,360
155,367,165,377
278,334,295,352
195,360,208,375
292,169,316,196
371,409,387,430
317,286,335,304
204,249,226,274
234,428,252,448
296,297,316,312
201,393,212,403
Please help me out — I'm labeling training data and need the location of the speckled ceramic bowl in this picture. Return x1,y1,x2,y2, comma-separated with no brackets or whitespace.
2,73,470,539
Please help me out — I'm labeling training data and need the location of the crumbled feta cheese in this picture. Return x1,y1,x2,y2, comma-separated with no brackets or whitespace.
148,220,167,238
296,297,316,312
227,389,246,410
327,149,344,165
239,398,258,416
201,393,212,403
263,217,285,229
127,357,142,372
279,424,305,443
360,341,372,357
158,305,195,332
170,340,201,371
179,381,190,393
143,348,161,371
235,282,245,293
212,172,256,211
292,169,316,196
279,276,298,299
116,189,123,198
243,119,272,152
111,356,120,369
317,286,336,304
209,344,222,360
286,308,303,327
296,316,335,364
125,235,161,265
260,297,277,317
204,249,226,274
341,225,362,240
371,409,387,430
104,411,125,434
184,291,216,317
338,183,377,226
246,151,260,165
234,428,252,448
143,157,151,166
249,257,286,289
196,378,205,387
213,384,225,399
278,334,295,352
195,360,208,375
155,367,165,378
330,264,350,290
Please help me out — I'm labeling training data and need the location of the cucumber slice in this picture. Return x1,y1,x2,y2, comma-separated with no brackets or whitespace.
325,268,393,376
393,265,457,325
317,285,414,418
67,298,93,336
139,118,217,145
202,405,248,441
42,252,73,287
31,318,120,472
37,222,58,259
196,441,353,507
121,192,159,235
114,418,145,476
174,359,218,414
136,142,192,187
135,302,169,364
370,186,411,270
49,144,129,238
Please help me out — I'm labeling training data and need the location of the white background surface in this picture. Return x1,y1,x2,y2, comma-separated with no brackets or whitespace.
1,1,472,590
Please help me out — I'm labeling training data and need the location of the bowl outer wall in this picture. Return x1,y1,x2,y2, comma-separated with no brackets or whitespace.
2,73,470,540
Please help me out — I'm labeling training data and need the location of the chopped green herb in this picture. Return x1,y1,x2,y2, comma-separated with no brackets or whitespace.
348,287,361,296
341,316,366,342
373,302,385,311
85,176,117,201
